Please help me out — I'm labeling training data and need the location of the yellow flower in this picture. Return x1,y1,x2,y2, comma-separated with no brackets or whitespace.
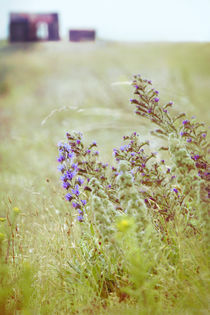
0,217,6,222
117,217,134,233
13,207,20,214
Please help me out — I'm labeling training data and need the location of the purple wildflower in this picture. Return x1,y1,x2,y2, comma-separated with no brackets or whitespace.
163,109,168,113
81,200,87,206
173,188,178,194
120,145,127,151
192,155,200,161
202,133,206,138
57,164,65,173
92,141,97,146
76,139,81,145
61,174,68,182
78,177,84,186
64,143,71,151
63,181,70,190
77,215,83,222
94,151,99,156
147,108,152,114
155,90,159,94
154,97,159,102
182,120,190,125
57,154,65,163
131,152,135,156
71,163,78,170
86,149,91,154
66,170,77,180
72,184,80,196
187,138,192,143
72,202,80,209
65,193,73,202
169,101,173,105
141,163,146,168
68,152,74,159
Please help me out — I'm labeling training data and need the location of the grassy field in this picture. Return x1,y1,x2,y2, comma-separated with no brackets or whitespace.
0,41,209,314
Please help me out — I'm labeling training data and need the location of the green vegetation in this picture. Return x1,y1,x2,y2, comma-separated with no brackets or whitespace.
0,41,209,314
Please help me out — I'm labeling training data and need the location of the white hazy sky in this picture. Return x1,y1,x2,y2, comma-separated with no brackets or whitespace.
0,0,210,41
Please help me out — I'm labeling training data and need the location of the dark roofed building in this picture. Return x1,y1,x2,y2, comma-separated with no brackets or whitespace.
69,30,96,42
9,13,59,42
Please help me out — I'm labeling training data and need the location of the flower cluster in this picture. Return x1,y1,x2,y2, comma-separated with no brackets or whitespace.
57,75,209,243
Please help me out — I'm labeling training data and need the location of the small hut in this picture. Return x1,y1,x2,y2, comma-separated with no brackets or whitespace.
69,29,96,42
9,13,59,42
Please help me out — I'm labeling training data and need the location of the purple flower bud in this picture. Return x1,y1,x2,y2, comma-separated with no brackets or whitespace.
173,188,178,194
120,145,127,151
187,138,192,143
57,155,65,163
163,109,168,113
86,149,91,154
65,193,73,202
78,177,84,186
161,160,165,164
148,80,152,84
169,101,173,105
81,200,87,206
182,120,190,125
68,152,74,159
76,139,81,145
63,181,70,190
66,170,76,180
77,215,83,222
72,184,80,196
141,163,146,168
72,202,80,209
92,141,97,146
144,199,149,204
154,97,159,102
61,174,68,182
131,152,135,156
155,90,159,94
147,108,152,114
192,155,200,161
180,132,184,136
94,151,99,156
202,133,206,138
57,164,65,173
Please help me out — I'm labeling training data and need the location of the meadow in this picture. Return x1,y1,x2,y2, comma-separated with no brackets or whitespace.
0,41,209,314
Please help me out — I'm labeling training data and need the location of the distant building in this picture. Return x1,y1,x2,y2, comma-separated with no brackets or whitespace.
69,30,96,42
9,13,59,42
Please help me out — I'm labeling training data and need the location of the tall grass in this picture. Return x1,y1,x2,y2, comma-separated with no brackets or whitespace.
0,41,209,314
